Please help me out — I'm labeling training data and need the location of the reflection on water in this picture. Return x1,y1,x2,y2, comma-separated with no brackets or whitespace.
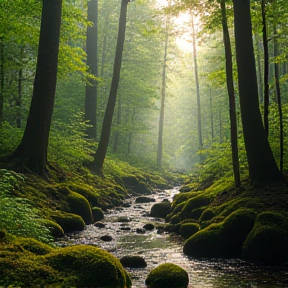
58,188,288,288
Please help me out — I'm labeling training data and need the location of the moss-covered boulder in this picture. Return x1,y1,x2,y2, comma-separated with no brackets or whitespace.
164,223,181,234
120,255,147,268
92,207,105,222
45,245,132,288
199,208,215,222
12,237,54,255
145,263,189,288
179,223,199,240
243,211,288,263
66,190,93,224
41,219,64,238
183,209,256,258
179,193,210,220
50,211,85,233
150,202,171,218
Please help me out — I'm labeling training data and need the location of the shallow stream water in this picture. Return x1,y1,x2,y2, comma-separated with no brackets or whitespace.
57,187,288,288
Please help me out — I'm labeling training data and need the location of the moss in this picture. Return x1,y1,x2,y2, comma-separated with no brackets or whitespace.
183,209,256,258
12,237,54,255
120,255,147,268
243,211,288,263
61,188,93,225
170,214,181,224
179,223,199,239
164,223,181,234
50,210,85,233
199,208,215,222
145,263,189,288
41,219,64,238
150,202,171,218
45,245,132,288
179,193,211,220
171,191,201,208
92,207,104,222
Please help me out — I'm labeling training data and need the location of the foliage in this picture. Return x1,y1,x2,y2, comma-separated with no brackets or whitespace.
0,169,53,244
0,122,23,155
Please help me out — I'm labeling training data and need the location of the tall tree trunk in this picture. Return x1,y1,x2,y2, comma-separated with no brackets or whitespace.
232,0,281,182
191,13,203,152
255,35,264,104
93,0,130,175
85,0,98,139
220,0,241,188
10,0,62,176
157,2,170,167
274,29,283,173
113,93,121,152
209,88,214,143
261,0,270,134
0,39,4,128
16,68,23,128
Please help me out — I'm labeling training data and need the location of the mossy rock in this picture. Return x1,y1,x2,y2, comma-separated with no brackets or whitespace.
190,207,207,220
135,196,155,203
92,207,104,222
150,202,171,218
179,193,210,220
145,263,189,288
179,223,200,239
66,182,100,206
41,219,64,238
120,255,147,268
170,214,181,224
50,211,85,233
12,237,54,255
164,223,181,234
183,209,256,258
243,211,288,263
45,245,132,288
66,190,93,224
199,208,215,222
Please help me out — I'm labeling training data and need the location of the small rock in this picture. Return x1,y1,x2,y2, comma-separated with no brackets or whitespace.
100,235,113,242
116,216,131,222
120,255,147,268
122,202,132,208
135,196,156,204
120,227,131,231
136,228,146,234
94,222,105,229
143,223,154,231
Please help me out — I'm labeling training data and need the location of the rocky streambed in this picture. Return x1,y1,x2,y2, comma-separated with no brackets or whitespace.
57,187,288,288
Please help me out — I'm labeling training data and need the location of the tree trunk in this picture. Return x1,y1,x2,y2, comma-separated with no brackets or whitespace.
261,0,270,134
157,2,170,167
0,39,4,128
232,0,281,182
113,93,121,153
85,0,98,139
274,29,283,173
11,0,62,176
220,0,241,188
191,13,203,152
255,35,264,104
93,0,130,175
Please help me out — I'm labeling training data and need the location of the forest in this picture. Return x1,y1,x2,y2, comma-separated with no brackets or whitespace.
0,0,288,287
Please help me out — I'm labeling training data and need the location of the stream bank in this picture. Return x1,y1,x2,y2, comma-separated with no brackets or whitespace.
58,187,288,288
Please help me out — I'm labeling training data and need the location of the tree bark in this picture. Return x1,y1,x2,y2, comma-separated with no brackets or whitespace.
232,0,281,182
157,2,170,167
11,0,62,176
220,0,241,188
93,0,130,175
191,13,203,152
0,39,4,128
261,0,270,134
274,29,283,173
85,0,98,139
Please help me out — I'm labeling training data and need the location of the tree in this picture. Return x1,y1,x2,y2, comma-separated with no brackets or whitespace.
220,0,241,188
92,0,130,175
7,0,62,176
232,0,281,182
85,0,98,140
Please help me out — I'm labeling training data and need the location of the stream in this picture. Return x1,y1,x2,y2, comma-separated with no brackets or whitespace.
57,187,288,288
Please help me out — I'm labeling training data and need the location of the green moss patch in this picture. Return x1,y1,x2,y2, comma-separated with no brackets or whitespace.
145,263,189,288
179,223,199,239
92,207,104,222
183,209,256,258
243,211,288,263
